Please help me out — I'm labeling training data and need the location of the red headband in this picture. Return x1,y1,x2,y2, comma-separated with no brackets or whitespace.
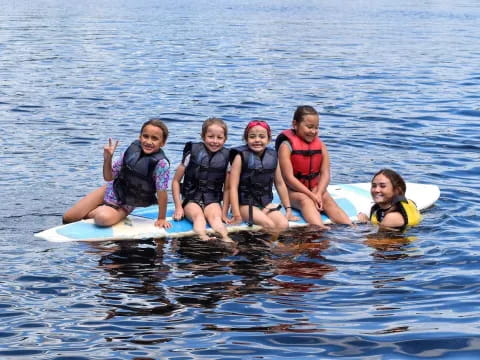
245,120,271,137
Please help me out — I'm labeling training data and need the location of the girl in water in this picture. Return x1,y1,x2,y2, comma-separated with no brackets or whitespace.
357,168,422,231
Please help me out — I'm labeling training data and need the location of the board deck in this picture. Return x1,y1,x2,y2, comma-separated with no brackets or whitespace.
34,183,440,242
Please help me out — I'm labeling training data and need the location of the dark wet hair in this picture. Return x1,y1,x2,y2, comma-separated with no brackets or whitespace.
201,117,228,140
141,118,169,142
372,168,406,196
292,105,319,124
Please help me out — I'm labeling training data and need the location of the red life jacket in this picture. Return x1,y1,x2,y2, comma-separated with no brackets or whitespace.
275,129,323,190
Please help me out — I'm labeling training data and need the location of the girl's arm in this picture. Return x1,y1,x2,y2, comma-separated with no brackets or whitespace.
155,189,171,228
314,142,331,197
357,209,404,229
171,164,186,220
229,155,243,224
357,212,370,223
379,212,405,229
103,138,119,181
273,166,298,221
153,158,171,228
222,172,232,223
278,142,318,204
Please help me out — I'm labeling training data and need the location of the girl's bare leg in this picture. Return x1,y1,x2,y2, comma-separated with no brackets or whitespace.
264,206,289,232
322,192,352,225
93,205,128,227
204,203,233,243
184,202,212,241
289,191,329,229
63,185,106,223
239,205,277,233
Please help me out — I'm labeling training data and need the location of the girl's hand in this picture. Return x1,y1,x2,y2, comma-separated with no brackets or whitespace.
173,207,184,221
310,193,323,211
230,215,243,225
357,213,369,223
285,208,299,222
104,138,119,159
311,186,325,211
222,213,233,224
155,218,171,228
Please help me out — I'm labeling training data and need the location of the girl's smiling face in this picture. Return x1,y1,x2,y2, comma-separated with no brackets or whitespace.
203,124,226,153
370,173,396,207
139,124,165,154
294,114,319,143
246,125,270,154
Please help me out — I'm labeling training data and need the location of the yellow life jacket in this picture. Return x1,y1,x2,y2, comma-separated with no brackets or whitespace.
370,197,422,231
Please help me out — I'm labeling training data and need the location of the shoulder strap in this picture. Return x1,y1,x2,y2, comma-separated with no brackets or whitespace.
182,141,193,163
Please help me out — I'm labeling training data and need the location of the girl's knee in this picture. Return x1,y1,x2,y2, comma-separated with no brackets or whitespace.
298,197,315,210
205,208,222,223
62,213,75,224
262,218,283,233
94,213,114,227
94,208,124,227
277,217,289,231
322,192,335,205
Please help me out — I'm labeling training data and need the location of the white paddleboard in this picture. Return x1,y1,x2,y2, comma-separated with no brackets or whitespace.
34,182,440,242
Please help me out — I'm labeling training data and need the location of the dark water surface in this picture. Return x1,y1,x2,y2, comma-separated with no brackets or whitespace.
1,0,480,359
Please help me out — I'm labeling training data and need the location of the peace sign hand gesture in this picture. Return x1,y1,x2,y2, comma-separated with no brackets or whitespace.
104,138,119,160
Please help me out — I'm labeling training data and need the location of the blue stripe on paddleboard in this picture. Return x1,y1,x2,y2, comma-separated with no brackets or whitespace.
132,206,170,219
134,196,357,233
334,197,358,217
136,197,357,225
57,222,114,240
166,218,196,233
166,218,254,233
49,196,358,241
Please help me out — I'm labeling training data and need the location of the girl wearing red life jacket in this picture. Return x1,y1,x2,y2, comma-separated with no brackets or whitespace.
276,106,352,229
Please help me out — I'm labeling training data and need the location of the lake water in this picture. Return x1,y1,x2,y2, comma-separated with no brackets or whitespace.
1,0,480,359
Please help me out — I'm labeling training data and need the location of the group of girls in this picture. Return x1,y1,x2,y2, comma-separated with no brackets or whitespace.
63,105,422,244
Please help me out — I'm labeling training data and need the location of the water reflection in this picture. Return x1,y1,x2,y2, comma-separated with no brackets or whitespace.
91,240,178,318
364,232,418,261
90,229,336,318
2,0,480,356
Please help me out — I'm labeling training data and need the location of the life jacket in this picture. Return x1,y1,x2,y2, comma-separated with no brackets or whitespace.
370,196,422,231
275,129,323,190
113,140,169,207
230,145,277,208
181,142,230,206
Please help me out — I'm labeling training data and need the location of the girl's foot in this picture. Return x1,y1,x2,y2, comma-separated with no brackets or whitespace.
199,234,216,241
222,235,235,244
314,224,330,231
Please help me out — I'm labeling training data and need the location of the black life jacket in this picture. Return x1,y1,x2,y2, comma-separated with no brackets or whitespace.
230,145,277,208
181,142,230,206
113,140,169,207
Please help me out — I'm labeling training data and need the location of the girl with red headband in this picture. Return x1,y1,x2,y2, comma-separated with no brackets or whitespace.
229,120,297,235
275,106,352,229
